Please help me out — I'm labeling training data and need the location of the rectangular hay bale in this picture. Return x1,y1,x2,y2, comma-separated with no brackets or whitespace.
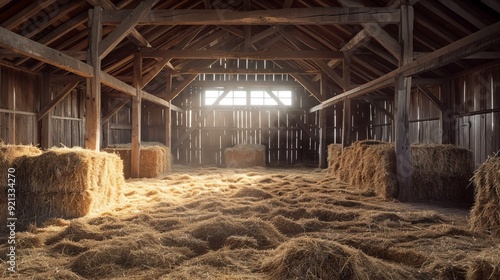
103,142,171,178
1,147,125,224
328,141,474,201
225,144,266,168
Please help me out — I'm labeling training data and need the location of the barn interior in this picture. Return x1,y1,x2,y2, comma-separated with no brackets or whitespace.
0,0,499,279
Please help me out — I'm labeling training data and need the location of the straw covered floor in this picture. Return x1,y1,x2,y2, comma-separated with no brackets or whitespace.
0,165,498,279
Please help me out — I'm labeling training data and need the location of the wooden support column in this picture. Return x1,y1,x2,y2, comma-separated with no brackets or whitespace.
40,72,52,148
395,2,413,202
85,7,102,150
440,80,452,144
342,56,352,148
318,73,327,168
131,52,142,178
165,70,172,148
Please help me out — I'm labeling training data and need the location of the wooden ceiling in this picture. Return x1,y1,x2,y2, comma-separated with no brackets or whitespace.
0,0,499,105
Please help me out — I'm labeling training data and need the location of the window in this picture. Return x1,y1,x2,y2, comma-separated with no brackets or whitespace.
204,89,293,106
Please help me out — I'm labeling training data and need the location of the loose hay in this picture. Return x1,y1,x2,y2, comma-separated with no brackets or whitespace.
470,157,500,237
225,144,266,168
262,237,416,280
104,142,171,178
328,141,474,201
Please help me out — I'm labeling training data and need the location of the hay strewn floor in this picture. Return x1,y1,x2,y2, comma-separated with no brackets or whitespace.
1,165,499,279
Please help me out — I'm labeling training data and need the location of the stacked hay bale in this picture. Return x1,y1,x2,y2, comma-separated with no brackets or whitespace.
469,157,500,238
225,144,266,168
0,144,43,224
328,141,474,201
327,144,342,174
103,142,171,178
5,147,125,223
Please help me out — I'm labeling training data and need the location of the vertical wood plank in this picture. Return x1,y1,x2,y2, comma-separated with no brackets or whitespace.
318,73,327,168
85,7,102,150
40,72,52,148
131,52,142,177
396,2,414,202
342,56,352,148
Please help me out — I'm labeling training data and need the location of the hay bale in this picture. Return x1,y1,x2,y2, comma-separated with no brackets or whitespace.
262,237,416,280
327,144,342,174
0,144,43,226
470,157,500,238
328,141,474,201
103,142,171,178
7,147,125,222
224,144,266,168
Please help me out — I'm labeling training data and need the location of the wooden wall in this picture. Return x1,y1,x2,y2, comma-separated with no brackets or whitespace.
0,66,38,145
453,63,500,167
50,84,84,147
168,86,321,166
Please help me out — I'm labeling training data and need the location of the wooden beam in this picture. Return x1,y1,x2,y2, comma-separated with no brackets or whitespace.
102,8,401,25
481,0,500,14
437,0,487,29
1,0,57,30
85,7,102,151
342,58,352,149
364,99,393,120
395,3,414,202
415,51,500,60
165,71,172,148
417,85,448,112
174,68,320,75
290,73,322,102
168,74,198,101
131,53,142,178
0,26,93,77
141,49,342,60
310,21,500,112
99,0,159,59
102,97,131,124
314,60,344,90
37,82,79,121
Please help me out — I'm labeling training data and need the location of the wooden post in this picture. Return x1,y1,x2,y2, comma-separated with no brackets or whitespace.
318,73,327,168
40,72,52,148
131,52,142,178
165,70,172,148
441,79,452,144
396,2,413,202
342,55,352,148
85,7,102,150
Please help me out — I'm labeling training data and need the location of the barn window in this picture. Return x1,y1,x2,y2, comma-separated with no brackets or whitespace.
205,89,292,106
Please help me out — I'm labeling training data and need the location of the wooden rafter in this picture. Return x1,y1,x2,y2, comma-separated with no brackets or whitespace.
98,0,159,59
101,8,401,25
141,49,343,60
310,21,500,112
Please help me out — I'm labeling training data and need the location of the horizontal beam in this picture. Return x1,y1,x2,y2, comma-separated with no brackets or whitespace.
0,26,93,77
141,49,343,60
189,80,301,88
310,21,500,112
174,68,320,75
102,8,400,25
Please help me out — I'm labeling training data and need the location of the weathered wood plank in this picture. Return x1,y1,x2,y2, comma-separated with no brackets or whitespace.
37,82,79,121
102,8,401,25
131,53,142,178
85,7,102,151
310,21,500,112
141,49,343,60
0,26,93,77
98,0,159,59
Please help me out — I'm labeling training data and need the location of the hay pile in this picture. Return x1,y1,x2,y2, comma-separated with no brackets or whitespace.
328,141,474,201
0,166,498,279
8,147,125,224
262,237,415,280
470,157,500,237
104,142,170,178
225,144,266,168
